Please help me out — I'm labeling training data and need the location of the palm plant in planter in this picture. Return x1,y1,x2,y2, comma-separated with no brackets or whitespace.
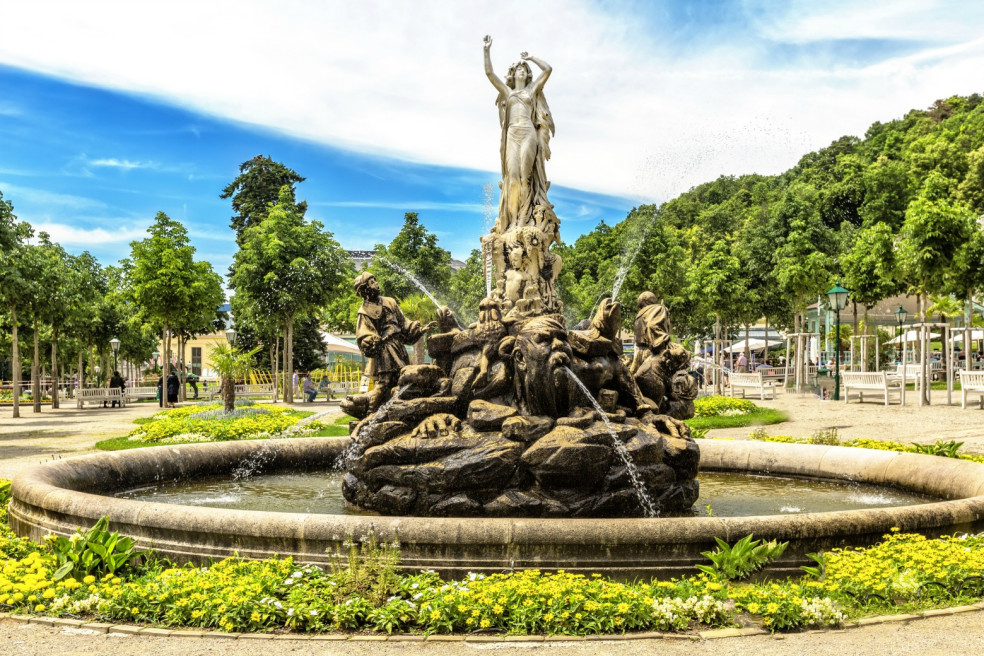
208,344,260,412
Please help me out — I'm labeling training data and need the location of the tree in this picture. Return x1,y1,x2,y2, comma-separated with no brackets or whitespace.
447,249,485,324
898,172,976,319
0,191,33,418
127,212,203,401
230,186,348,403
399,294,438,365
368,212,453,305
220,155,306,243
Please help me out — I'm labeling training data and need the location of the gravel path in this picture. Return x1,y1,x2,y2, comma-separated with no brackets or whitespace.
4,612,984,656
706,387,984,454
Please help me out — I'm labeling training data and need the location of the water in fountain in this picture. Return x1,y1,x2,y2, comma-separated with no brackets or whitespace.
482,182,496,296
610,212,657,304
337,385,409,469
562,367,657,518
231,403,342,481
378,258,443,310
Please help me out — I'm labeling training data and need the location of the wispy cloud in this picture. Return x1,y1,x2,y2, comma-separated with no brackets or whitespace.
0,102,20,116
313,200,484,212
28,220,147,246
1,0,982,206
0,181,107,211
89,157,157,170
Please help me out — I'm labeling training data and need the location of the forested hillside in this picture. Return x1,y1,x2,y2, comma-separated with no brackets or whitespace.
555,93,984,339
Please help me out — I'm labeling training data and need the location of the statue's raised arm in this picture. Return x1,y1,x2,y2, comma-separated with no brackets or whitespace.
520,51,552,96
483,35,508,96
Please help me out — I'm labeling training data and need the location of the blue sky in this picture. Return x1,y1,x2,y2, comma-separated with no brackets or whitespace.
2,0,983,278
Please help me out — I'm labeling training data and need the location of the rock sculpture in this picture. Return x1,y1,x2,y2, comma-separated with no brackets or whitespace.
341,39,700,517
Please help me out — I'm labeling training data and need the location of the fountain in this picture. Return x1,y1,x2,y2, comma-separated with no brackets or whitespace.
9,36,984,578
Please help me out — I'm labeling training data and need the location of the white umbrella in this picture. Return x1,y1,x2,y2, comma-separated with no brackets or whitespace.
723,338,784,353
887,330,941,345
949,329,984,343
319,332,362,356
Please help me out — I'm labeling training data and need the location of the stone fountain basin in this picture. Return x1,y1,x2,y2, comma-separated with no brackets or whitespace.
10,438,984,580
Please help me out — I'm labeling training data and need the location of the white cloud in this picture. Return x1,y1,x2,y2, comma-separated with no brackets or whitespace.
0,182,107,211
29,221,147,246
1,1,983,205
89,158,157,170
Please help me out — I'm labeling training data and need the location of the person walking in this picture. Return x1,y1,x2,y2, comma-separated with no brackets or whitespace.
166,371,180,408
108,370,125,408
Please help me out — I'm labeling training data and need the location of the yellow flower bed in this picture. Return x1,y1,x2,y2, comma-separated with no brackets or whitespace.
126,403,318,443
2,477,982,635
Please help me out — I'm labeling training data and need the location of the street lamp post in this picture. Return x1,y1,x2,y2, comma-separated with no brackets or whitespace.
225,328,237,346
826,282,851,401
152,350,160,374
895,306,907,364
110,338,121,373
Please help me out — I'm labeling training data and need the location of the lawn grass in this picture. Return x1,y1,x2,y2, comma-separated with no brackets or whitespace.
686,407,788,430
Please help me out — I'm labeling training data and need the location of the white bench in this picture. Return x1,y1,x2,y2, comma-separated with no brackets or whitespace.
125,386,158,401
729,372,776,400
75,388,127,409
208,383,276,401
841,372,902,405
959,371,984,409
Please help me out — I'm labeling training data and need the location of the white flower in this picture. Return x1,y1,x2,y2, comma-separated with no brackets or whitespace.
287,608,295,617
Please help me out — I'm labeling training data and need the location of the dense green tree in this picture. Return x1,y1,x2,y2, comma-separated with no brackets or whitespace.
368,212,453,307
230,186,348,402
127,212,208,399
220,155,307,242
447,249,485,324
0,193,33,418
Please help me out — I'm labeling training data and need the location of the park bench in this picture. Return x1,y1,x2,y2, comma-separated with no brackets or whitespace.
125,386,158,402
728,372,776,400
208,383,276,401
75,387,127,409
841,371,902,406
958,371,984,409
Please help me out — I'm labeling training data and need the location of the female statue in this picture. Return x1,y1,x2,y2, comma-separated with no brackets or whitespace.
483,35,554,232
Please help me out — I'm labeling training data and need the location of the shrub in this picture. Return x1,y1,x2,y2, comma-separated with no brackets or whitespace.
693,396,757,418
44,516,145,581
697,534,788,581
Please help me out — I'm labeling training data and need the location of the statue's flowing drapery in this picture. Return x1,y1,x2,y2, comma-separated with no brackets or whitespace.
496,86,554,230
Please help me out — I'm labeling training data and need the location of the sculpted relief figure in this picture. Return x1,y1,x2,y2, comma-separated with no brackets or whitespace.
483,35,562,318
630,292,698,422
341,272,436,418
484,35,553,231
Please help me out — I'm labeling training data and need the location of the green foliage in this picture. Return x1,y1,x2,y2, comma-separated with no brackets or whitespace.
369,212,453,304
696,534,788,581
809,428,840,445
220,154,307,241
911,440,963,458
44,516,144,582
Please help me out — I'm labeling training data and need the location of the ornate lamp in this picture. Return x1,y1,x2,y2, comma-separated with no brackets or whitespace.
826,282,850,400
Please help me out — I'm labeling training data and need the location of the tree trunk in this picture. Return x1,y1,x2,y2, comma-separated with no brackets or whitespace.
764,317,770,365
51,328,59,409
77,349,84,395
270,340,279,403
713,314,722,395
32,315,41,413
222,375,236,413
285,319,295,404
162,327,171,408
11,307,20,418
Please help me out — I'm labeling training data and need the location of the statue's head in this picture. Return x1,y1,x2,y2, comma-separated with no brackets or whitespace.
353,272,380,301
506,61,533,89
508,315,572,416
637,291,658,309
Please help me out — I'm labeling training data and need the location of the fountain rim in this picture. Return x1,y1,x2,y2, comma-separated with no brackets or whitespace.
10,437,984,545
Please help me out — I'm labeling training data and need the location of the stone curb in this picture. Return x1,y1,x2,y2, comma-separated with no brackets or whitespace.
3,606,984,641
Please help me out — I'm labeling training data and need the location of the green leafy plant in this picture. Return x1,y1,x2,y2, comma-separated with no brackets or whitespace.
45,516,144,581
326,528,403,606
697,534,788,580
911,440,963,459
